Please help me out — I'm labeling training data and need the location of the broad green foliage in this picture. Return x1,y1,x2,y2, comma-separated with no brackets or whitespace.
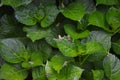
45,61,84,80
0,39,26,63
32,66,47,80
96,0,118,5
85,41,104,54
1,0,32,7
82,31,111,62
62,2,85,21
22,51,43,68
64,24,89,39
55,36,80,57
51,55,73,73
112,40,120,55
0,64,28,80
45,24,65,48
41,5,59,28
88,11,106,29
0,0,120,80
103,54,120,80
106,7,120,31
23,25,50,42
92,70,104,80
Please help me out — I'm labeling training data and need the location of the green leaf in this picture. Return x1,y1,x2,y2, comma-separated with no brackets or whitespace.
103,54,120,80
106,7,120,31
41,5,59,28
0,64,28,80
15,11,37,26
0,15,25,38
62,2,85,21
58,64,84,80
15,4,45,26
112,40,120,55
23,25,50,42
32,66,47,80
51,55,72,73
92,70,104,80
54,37,78,57
1,0,32,7
82,31,111,52
45,61,57,80
88,11,109,30
96,0,118,5
22,52,43,68
0,39,25,63
64,24,89,39
77,0,95,13
82,31,111,62
27,40,52,62
45,24,65,48
76,0,96,13
85,41,104,54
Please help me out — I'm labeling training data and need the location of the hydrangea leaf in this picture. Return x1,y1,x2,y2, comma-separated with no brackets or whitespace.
1,0,32,7
23,25,50,42
15,4,44,26
64,24,89,39
41,5,59,28
0,39,26,63
106,7,120,31
62,2,85,21
54,37,78,57
51,55,72,73
103,54,120,80
112,40,120,55
32,66,47,80
88,11,106,29
0,63,28,80
92,70,104,80
96,0,118,5
58,65,84,80
22,52,43,68
85,41,105,55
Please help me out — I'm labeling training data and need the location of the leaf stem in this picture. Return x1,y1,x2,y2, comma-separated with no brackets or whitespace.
80,55,89,66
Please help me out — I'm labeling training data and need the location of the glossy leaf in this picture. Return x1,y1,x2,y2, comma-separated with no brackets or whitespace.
0,39,25,63
112,40,120,55
96,0,118,5
92,70,104,80
62,2,85,21
45,61,57,80
88,11,108,30
41,5,59,27
82,31,111,52
0,63,28,80
58,64,84,80
82,31,111,62
32,66,47,80
64,24,89,39
103,54,120,80
54,37,78,57
51,55,72,73
22,52,43,68
23,25,50,42
85,41,104,54
15,11,37,26
27,40,52,62
106,7,120,31
0,15,24,38
76,0,96,13
45,24,65,48
15,4,44,26
1,0,32,7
